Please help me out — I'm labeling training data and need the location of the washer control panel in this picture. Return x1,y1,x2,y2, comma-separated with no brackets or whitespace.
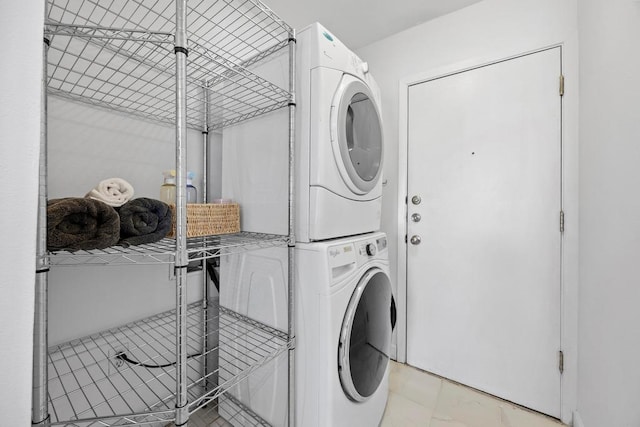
328,243,357,269
357,236,387,259
365,243,377,256
326,233,388,273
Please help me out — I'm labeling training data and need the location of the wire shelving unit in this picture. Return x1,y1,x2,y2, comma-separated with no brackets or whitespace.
33,0,296,426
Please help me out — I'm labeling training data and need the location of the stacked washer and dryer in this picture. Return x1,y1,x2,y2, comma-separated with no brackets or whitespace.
295,22,393,427
219,22,393,426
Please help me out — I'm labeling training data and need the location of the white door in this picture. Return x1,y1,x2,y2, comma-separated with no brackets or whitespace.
406,48,562,417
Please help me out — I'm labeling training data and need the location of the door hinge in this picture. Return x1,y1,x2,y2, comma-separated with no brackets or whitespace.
559,74,565,97
558,350,564,374
560,210,565,232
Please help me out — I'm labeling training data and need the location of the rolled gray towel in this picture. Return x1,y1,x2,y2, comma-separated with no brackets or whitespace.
118,198,172,246
47,198,120,251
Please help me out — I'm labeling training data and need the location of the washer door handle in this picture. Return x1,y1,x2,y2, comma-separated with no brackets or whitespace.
390,295,397,331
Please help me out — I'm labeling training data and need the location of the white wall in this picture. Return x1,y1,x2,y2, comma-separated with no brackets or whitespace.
0,1,45,424
356,0,579,422
577,0,640,426
221,50,291,236
47,98,206,202
47,97,211,345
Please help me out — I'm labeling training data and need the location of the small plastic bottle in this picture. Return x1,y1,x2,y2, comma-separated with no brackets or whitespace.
186,171,198,203
160,170,176,204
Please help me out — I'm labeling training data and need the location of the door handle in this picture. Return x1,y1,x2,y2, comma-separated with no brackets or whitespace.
411,213,421,223
410,235,422,245
411,195,422,205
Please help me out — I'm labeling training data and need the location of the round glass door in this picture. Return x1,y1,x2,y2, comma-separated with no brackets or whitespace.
333,75,383,195
338,268,392,402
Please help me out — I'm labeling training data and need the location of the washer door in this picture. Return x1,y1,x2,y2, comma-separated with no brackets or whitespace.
331,74,384,195
338,267,392,402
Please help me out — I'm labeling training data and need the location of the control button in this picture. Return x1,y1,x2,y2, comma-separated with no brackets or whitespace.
377,238,387,250
365,243,377,256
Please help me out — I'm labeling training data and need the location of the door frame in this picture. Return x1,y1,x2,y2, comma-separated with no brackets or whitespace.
395,44,578,423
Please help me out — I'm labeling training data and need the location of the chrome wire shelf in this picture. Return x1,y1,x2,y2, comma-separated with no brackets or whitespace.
48,302,289,426
45,0,292,130
45,232,288,266
46,0,291,53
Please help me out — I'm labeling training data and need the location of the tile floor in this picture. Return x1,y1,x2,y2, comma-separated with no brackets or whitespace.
184,361,567,426
381,361,566,427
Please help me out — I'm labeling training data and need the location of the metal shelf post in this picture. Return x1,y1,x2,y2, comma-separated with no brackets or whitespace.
201,81,210,396
287,30,297,427
32,32,51,427
174,0,189,425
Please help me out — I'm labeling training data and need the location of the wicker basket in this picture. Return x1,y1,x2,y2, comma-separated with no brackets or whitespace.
168,203,240,238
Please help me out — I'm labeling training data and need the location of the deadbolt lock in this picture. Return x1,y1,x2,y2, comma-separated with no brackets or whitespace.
410,235,422,245
411,195,421,205
411,213,421,222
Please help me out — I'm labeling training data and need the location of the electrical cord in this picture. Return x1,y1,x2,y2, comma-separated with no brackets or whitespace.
116,257,219,370
115,351,203,369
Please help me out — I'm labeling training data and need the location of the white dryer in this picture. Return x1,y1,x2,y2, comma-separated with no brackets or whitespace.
296,23,384,242
296,232,393,426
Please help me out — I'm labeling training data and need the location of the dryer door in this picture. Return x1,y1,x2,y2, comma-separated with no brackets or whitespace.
338,267,392,402
331,74,383,195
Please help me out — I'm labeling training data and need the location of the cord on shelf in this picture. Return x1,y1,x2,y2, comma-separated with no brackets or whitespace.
115,351,203,369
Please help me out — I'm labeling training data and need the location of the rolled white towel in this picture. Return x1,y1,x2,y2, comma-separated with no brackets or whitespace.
85,178,135,207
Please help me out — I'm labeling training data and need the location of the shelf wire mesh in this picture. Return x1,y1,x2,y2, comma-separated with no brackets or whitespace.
45,0,292,130
44,232,288,266
48,301,289,426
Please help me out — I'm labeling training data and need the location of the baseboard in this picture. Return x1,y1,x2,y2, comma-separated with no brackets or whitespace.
573,411,585,427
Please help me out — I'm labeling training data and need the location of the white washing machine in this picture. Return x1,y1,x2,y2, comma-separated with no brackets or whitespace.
296,23,385,242
296,232,393,426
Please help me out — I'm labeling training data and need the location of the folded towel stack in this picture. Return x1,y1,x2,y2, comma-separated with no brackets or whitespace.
48,185,172,250
118,198,173,246
86,178,134,207
47,198,120,251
